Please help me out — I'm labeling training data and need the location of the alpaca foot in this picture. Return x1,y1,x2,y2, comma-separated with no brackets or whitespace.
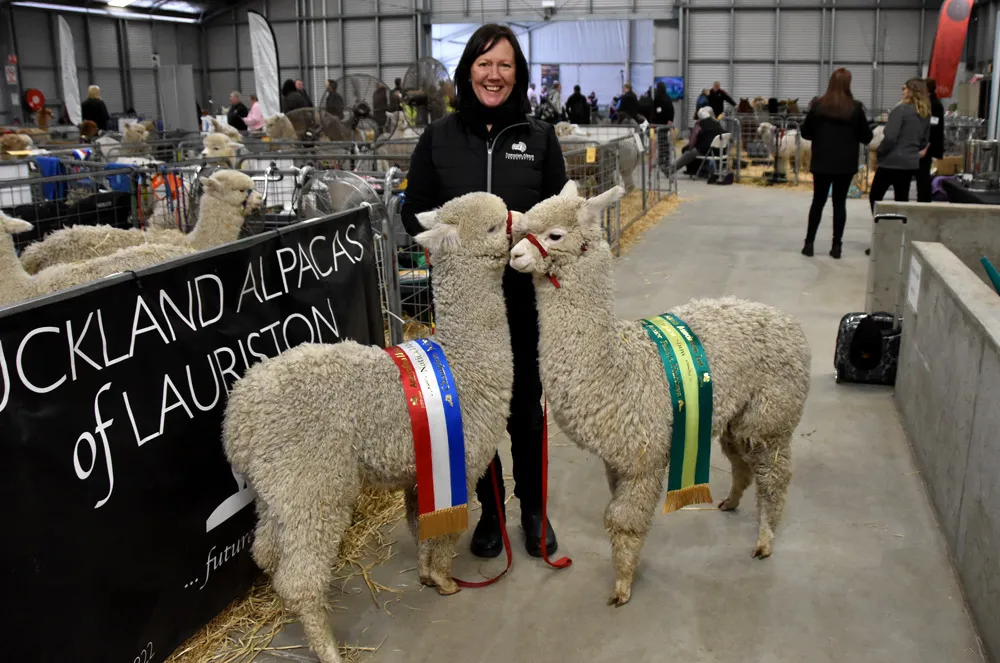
420,571,460,595
607,583,632,607
718,497,740,511
752,532,774,559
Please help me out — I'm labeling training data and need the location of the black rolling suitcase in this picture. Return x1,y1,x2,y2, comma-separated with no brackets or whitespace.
833,213,907,385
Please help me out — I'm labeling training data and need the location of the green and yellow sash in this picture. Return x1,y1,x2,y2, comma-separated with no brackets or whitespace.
639,313,714,513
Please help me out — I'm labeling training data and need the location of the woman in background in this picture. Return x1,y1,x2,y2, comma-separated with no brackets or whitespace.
869,79,931,214
799,68,873,259
245,94,265,131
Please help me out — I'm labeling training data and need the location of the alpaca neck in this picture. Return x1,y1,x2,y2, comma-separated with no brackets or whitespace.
185,195,244,249
534,245,627,395
0,235,37,305
424,254,513,423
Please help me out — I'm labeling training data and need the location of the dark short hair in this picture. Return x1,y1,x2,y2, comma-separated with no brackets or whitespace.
454,23,530,113
926,78,937,96
574,85,581,92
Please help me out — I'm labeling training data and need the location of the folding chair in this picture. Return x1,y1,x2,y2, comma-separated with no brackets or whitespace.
692,132,732,180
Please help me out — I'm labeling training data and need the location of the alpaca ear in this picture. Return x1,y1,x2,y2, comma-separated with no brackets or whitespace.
199,176,219,193
414,223,459,253
584,186,625,214
0,214,33,234
415,210,438,229
559,180,580,198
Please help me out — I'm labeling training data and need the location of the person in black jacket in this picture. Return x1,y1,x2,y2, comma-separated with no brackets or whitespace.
324,79,345,119
651,81,674,125
402,23,567,559
669,106,722,176
800,68,873,259
565,84,590,124
617,83,640,122
227,91,249,131
917,77,945,203
281,79,309,113
81,85,110,131
706,81,736,118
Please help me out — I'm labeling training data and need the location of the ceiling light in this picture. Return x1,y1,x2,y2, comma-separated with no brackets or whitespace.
107,0,137,6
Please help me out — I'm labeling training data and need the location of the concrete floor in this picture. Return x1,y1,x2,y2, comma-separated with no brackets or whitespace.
261,181,984,662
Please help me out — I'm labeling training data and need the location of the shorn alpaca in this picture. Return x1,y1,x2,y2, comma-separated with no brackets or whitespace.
0,213,192,308
222,192,515,663
18,170,261,274
510,182,811,606
758,122,812,175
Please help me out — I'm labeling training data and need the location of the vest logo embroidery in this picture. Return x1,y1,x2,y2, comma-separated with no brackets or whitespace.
506,141,534,161
511,141,527,152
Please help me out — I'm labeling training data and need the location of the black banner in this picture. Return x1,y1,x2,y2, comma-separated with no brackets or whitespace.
0,209,383,663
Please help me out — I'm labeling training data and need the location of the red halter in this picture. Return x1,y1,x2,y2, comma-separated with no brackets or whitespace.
525,233,561,289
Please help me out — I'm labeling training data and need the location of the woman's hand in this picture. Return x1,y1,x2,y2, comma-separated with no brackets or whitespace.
919,146,928,158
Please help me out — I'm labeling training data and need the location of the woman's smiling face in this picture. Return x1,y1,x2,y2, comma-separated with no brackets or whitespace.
471,38,516,108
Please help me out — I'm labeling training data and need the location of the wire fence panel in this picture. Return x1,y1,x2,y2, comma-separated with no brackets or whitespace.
0,166,137,252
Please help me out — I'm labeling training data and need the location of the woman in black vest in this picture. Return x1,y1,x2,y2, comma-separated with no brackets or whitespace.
402,24,567,559
800,67,873,259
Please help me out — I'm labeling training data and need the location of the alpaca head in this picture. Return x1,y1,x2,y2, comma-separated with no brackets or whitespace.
36,107,53,129
202,133,240,163
0,133,33,153
413,192,510,265
757,122,775,140
265,113,296,140
199,170,262,216
123,122,148,143
737,98,753,113
79,120,99,139
509,181,624,279
0,211,33,236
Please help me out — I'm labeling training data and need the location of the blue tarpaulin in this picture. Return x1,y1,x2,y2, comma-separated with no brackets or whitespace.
33,156,66,200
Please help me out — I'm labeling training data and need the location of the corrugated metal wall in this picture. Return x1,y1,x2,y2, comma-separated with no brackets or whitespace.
201,0,418,114
684,1,943,126
7,6,203,123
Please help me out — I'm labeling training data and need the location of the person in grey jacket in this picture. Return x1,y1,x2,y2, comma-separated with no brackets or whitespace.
869,78,931,214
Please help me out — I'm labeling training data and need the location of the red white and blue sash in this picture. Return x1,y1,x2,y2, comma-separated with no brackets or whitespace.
386,338,468,540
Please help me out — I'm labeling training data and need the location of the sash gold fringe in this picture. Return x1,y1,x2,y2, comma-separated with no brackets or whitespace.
418,504,469,541
663,484,714,514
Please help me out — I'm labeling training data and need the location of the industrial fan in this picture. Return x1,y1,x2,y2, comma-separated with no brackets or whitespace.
332,73,392,141
401,57,455,130
300,169,387,222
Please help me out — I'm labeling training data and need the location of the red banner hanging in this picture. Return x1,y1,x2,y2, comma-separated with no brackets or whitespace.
928,0,973,98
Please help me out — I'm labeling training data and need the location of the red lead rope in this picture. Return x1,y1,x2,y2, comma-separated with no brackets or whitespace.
524,233,561,289
447,212,569,588
540,398,572,569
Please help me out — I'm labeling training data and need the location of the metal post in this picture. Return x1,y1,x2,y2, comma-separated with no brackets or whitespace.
820,6,826,83
375,0,381,82
917,2,926,76
47,13,59,105
774,7,780,99
729,2,735,91
323,0,329,82
82,12,94,88
6,5,23,123
339,0,346,80
118,20,132,113
872,4,880,113
232,10,240,93
297,0,306,84
988,7,1000,139
829,6,836,77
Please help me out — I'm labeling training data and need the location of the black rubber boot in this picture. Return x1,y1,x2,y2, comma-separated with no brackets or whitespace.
521,505,557,558
801,241,814,257
470,511,504,558
830,242,842,259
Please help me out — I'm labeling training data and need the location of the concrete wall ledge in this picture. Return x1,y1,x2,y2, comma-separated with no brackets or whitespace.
868,201,1000,315
896,241,1000,663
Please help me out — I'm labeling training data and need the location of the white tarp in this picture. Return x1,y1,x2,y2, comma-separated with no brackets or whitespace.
248,11,280,118
57,16,81,125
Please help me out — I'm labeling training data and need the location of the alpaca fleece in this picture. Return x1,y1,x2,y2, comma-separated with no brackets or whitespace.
758,122,812,174
19,170,260,273
265,113,297,142
201,133,243,168
222,191,515,663
0,213,193,308
510,183,811,607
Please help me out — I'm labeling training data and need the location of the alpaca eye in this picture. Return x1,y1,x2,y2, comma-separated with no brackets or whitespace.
487,224,499,233
548,232,564,241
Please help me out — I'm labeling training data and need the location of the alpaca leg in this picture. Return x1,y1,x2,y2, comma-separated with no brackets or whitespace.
748,439,792,559
270,504,353,663
603,472,662,607
405,486,439,590
424,533,461,595
251,500,280,576
718,434,753,512
604,462,620,496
